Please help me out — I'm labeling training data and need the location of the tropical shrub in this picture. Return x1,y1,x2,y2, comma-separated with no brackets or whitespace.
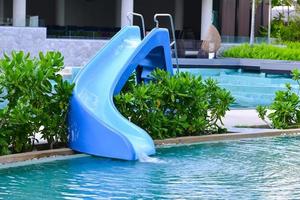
285,42,300,49
257,69,300,129
222,43,300,61
0,51,74,155
114,69,234,139
259,13,285,39
278,17,300,42
260,12,300,42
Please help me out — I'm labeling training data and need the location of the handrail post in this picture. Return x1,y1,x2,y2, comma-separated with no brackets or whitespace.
127,12,146,38
153,13,179,73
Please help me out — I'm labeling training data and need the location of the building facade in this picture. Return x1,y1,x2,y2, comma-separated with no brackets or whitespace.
0,0,269,40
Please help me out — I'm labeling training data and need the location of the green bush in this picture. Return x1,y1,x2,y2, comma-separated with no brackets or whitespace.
222,43,300,61
0,51,74,155
257,69,300,129
114,69,234,139
260,13,300,42
285,42,300,49
274,15,300,42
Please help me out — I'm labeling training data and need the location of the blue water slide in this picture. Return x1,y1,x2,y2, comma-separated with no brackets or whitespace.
68,26,173,160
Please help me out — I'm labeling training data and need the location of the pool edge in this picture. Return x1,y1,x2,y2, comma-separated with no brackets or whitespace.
0,148,75,165
154,128,300,146
1,129,300,165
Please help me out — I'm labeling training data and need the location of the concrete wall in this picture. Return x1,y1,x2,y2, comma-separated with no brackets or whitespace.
0,26,108,66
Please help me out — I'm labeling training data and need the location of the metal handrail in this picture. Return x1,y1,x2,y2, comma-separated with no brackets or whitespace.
127,12,146,38
154,13,179,72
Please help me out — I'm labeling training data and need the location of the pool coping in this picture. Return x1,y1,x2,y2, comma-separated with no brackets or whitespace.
1,128,300,165
0,148,74,165
154,128,300,146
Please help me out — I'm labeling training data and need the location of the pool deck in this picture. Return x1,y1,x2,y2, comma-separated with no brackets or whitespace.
61,57,300,76
154,129,300,146
223,109,271,133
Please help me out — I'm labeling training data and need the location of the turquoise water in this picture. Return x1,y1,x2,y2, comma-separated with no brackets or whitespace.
1,136,300,199
67,67,297,108
0,67,296,109
2,67,293,109
180,68,298,108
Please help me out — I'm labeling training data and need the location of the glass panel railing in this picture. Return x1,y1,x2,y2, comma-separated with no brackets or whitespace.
46,26,121,40
175,39,209,58
0,16,44,27
0,18,12,26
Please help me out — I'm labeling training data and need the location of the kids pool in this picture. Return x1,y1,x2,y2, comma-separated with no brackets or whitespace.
1,136,300,199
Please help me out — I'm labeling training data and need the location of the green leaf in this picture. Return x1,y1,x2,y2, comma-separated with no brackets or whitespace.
0,51,74,155
114,69,234,139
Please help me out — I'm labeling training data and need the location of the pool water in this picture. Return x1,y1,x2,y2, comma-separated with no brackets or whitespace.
180,68,298,108
1,136,300,199
0,67,297,110
67,67,297,109
9,66,293,110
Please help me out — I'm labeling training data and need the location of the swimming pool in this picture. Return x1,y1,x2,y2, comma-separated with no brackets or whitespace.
180,68,298,108
67,67,297,109
1,136,300,199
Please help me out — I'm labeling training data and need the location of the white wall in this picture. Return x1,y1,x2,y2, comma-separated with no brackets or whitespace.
201,0,212,39
13,0,26,26
272,6,298,21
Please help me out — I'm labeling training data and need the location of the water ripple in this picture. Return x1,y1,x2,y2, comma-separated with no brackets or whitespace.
0,136,300,199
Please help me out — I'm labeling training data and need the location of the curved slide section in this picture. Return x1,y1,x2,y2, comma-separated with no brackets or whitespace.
68,26,173,160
